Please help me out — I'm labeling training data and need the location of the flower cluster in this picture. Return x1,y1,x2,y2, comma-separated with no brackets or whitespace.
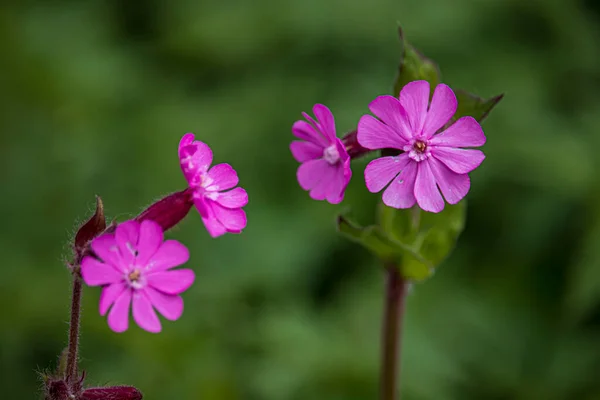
290,80,487,212
81,134,248,333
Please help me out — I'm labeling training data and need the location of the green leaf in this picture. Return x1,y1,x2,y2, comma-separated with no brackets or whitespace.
337,214,404,261
393,27,441,97
392,26,502,124
414,203,466,267
338,202,466,281
454,90,504,123
338,212,435,281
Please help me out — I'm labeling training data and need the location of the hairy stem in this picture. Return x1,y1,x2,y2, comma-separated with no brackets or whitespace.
380,266,409,400
65,268,83,385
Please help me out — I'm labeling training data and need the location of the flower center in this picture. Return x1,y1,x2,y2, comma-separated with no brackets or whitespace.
414,140,427,153
323,144,340,165
126,268,145,290
403,139,430,162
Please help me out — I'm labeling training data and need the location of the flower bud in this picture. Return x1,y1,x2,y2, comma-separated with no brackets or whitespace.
73,196,106,264
135,188,194,232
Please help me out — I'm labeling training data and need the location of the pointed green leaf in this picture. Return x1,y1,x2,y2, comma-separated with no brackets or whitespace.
453,90,504,123
393,27,441,97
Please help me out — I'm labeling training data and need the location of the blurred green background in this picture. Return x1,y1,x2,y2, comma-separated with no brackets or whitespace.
2,0,600,399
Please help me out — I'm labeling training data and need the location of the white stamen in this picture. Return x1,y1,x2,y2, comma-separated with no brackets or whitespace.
323,144,340,165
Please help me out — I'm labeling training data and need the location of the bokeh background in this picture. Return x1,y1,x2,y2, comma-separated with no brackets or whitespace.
2,0,600,399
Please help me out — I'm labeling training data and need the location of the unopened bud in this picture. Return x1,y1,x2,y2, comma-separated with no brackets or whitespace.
135,188,193,232
73,196,107,265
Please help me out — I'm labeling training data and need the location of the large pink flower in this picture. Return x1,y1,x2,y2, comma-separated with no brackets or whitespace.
179,133,248,237
358,81,486,213
290,104,351,204
81,220,194,333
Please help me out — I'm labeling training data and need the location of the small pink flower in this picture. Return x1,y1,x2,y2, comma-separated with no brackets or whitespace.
179,133,248,237
290,104,352,204
358,81,486,213
81,220,195,333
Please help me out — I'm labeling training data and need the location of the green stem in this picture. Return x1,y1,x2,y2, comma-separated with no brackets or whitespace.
380,266,409,400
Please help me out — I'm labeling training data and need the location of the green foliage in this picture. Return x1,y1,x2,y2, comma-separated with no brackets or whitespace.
394,26,503,122
338,203,465,280
393,27,441,97
453,91,504,123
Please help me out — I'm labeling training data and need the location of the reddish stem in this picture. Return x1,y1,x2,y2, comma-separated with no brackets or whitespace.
380,266,409,400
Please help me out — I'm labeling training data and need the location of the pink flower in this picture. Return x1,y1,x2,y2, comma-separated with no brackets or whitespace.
290,104,352,204
358,81,486,213
179,133,248,237
81,220,195,333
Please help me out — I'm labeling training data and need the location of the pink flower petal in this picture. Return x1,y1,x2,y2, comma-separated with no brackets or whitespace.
178,133,195,149
399,80,430,135
90,234,122,271
147,240,190,272
132,291,161,333
99,282,127,316
422,84,457,138
334,138,350,163
297,158,345,202
357,114,407,150
115,221,139,266
193,197,210,219
297,158,330,191
144,286,183,321
428,157,470,204
179,134,213,183
364,154,410,193
312,104,337,142
382,160,418,209
429,116,486,148
292,120,329,147
323,162,351,204
308,164,338,201
216,187,248,209
212,202,247,231
147,269,196,295
368,95,413,141
135,220,163,267
81,257,123,286
414,161,445,213
431,147,485,174
206,163,238,191
202,215,227,238
107,289,132,333
290,141,323,163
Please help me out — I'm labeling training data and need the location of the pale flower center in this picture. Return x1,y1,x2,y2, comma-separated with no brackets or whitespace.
404,139,431,162
126,268,145,290
323,144,340,165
